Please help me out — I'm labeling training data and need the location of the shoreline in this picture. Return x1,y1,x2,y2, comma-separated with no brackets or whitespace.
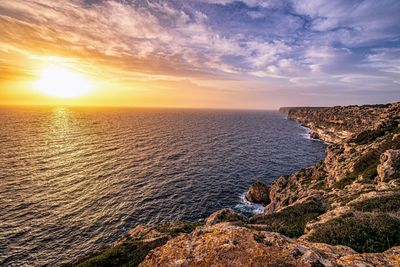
74,102,400,266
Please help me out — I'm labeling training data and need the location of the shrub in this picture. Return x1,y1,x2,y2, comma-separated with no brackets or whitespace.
392,126,400,134
352,130,382,145
155,221,203,237
351,194,400,213
249,198,325,238
75,239,165,267
352,120,398,145
353,151,379,175
334,150,380,188
75,221,202,267
334,176,355,189
361,164,378,182
312,181,325,190
307,212,400,253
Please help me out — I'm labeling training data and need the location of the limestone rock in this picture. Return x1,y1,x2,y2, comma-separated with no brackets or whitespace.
286,104,392,144
270,102,400,211
245,181,271,204
205,208,247,226
309,131,320,139
338,246,400,267
377,149,400,182
112,225,168,247
140,222,377,267
140,223,400,267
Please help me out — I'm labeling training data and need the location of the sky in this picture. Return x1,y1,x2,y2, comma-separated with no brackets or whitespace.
0,0,399,109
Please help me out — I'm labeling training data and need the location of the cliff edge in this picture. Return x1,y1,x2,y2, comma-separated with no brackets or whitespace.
283,104,392,143
74,103,400,267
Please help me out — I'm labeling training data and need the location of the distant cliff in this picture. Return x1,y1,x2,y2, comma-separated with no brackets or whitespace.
74,102,400,267
270,102,399,206
281,104,392,143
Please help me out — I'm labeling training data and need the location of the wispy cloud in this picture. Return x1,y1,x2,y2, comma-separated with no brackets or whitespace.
0,0,399,107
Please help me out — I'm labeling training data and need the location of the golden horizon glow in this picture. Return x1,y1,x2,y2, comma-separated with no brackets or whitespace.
33,64,93,99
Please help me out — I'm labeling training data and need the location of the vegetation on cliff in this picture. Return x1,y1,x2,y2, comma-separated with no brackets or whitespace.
72,221,202,267
249,197,325,238
307,212,400,253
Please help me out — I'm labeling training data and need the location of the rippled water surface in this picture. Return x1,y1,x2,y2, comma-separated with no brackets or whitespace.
0,106,326,266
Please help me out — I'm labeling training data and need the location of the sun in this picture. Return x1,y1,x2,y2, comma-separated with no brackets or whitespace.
34,64,93,98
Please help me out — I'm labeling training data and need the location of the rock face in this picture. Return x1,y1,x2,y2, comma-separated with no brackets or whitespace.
73,221,202,267
245,181,271,204
338,246,400,267
204,208,248,226
270,102,400,212
264,102,400,255
282,104,392,144
140,222,400,267
377,149,400,182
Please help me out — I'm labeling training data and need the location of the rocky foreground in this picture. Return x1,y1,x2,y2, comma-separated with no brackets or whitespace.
74,102,400,267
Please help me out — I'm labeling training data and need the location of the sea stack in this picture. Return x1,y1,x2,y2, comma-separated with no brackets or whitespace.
245,181,271,205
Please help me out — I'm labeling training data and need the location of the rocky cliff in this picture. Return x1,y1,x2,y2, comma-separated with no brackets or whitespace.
285,104,392,143
75,102,400,267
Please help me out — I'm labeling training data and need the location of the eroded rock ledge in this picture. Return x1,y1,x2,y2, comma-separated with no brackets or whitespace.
280,104,393,143
75,102,400,267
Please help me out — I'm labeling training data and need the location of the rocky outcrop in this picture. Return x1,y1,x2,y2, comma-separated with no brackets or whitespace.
205,208,248,226
73,221,202,267
377,149,400,182
263,102,400,255
245,181,271,204
270,102,400,211
140,221,400,267
338,246,400,267
282,104,392,143
278,106,304,114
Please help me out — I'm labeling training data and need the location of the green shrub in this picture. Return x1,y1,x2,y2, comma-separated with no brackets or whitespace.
352,130,382,145
290,183,297,192
75,239,165,267
334,176,355,189
361,164,378,182
282,197,290,206
249,198,325,238
392,126,400,134
75,221,202,267
155,221,203,237
312,181,325,190
353,120,398,145
253,234,265,244
353,151,379,175
307,212,400,253
334,150,380,188
351,194,400,213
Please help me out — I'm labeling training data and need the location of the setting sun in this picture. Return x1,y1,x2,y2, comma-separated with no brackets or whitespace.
34,64,93,98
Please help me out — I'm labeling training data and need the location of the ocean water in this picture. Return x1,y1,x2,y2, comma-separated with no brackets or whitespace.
0,106,326,266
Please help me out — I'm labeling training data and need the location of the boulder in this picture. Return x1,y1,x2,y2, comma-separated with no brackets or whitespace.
205,208,247,226
310,131,320,139
377,149,400,182
245,181,271,204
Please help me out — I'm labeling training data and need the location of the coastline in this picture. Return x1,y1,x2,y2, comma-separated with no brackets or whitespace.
73,102,400,267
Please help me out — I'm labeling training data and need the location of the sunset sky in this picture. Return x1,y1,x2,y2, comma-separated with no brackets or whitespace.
0,0,399,109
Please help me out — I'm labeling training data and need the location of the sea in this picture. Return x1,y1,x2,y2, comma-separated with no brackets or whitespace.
0,106,326,266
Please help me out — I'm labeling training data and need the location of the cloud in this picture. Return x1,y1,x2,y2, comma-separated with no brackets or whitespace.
0,0,399,107
293,0,400,45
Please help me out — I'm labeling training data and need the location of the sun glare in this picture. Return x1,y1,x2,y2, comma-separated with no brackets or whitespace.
34,64,92,98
